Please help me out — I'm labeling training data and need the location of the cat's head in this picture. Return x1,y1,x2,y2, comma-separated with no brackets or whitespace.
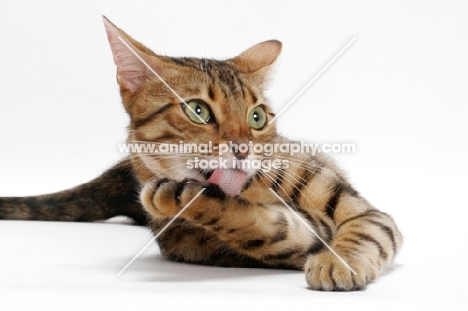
103,17,282,196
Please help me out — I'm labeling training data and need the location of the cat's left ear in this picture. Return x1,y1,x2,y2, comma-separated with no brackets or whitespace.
228,40,282,74
102,16,163,94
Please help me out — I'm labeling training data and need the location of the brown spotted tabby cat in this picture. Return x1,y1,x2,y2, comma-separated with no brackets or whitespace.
0,17,402,291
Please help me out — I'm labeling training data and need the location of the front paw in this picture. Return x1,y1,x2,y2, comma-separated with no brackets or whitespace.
140,179,206,218
305,252,377,291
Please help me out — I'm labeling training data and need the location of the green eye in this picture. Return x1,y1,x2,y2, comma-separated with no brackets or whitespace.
248,106,267,129
183,100,211,124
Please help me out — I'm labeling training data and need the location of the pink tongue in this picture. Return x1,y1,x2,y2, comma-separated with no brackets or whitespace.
207,169,247,197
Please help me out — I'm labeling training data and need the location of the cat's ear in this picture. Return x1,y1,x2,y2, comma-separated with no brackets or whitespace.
228,40,282,74
102,16,162,93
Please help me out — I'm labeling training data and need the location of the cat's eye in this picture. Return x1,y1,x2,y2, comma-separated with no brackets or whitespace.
183,100,211,124
248,106,267,130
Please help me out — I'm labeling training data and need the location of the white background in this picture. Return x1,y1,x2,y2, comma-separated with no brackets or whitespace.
0,0,467,310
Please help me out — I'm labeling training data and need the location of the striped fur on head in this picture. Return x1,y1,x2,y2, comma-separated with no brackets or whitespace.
103,16,282,184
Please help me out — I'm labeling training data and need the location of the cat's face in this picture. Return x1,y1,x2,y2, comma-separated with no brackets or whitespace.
103,17,282,196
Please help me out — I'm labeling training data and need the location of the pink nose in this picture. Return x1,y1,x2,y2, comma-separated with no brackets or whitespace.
231,141,250,160
234,150,249,160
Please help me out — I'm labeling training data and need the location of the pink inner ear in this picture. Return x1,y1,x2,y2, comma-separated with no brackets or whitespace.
102,16,156,93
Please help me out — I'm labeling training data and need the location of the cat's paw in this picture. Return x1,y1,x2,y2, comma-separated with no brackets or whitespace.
140,178,213,218
305,252,377,291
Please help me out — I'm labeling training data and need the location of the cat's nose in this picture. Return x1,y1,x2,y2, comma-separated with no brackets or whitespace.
234,150,249,160
231,141,250,160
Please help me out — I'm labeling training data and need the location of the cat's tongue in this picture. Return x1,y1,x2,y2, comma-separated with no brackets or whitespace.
207,169,247,197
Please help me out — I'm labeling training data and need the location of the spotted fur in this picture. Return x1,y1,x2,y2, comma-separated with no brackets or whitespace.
0,17,402,291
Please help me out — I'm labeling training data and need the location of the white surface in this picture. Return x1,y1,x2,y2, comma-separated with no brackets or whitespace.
1,0,467,310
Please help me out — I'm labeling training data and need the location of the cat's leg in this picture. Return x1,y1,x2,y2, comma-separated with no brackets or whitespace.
303,205,401,291
148,218,271,268
141,179,335,268
287,166,403,290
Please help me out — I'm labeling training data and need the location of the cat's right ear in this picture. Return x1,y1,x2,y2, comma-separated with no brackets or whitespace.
229,40,282,74
102,16,162,94
228,40,282,91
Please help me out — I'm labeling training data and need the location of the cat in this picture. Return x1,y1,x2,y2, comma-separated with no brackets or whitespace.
0,16,402,291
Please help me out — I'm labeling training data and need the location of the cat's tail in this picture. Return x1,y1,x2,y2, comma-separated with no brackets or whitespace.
0,158,149,225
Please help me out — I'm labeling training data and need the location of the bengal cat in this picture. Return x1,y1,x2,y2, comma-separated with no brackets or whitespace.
0,17,402,291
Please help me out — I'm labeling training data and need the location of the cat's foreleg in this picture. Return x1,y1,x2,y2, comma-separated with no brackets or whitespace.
140,179,334,268
294,176,403,290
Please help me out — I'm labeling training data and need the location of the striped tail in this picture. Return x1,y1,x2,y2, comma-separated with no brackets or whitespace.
0,159,149,225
